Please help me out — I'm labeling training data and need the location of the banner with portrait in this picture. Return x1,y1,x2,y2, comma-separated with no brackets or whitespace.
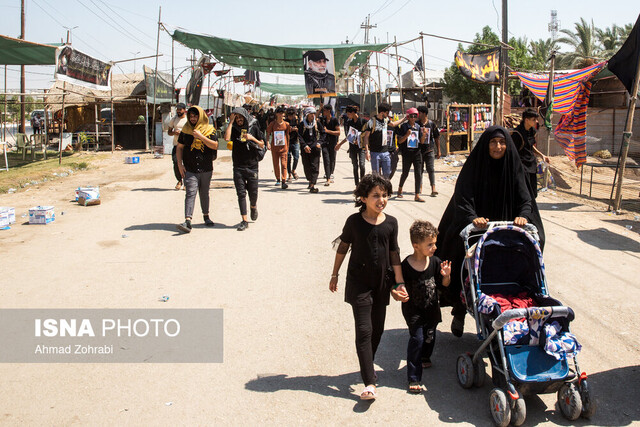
303,49,337,98
454,47,500,84
55,46,112,91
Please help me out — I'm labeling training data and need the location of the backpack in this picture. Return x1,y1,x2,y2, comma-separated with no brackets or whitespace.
248,123,267,161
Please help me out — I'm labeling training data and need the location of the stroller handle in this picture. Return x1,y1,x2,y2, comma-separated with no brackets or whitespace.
459,221,539,240
492,306,574,330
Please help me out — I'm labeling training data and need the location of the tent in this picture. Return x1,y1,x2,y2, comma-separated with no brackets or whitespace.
0,34,58,65
171,30,390,76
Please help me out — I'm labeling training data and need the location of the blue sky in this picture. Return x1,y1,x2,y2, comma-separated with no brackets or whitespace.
2,0,638,92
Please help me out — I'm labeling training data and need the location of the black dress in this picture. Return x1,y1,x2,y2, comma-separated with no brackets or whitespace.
435,125,545,315
339,212,399,306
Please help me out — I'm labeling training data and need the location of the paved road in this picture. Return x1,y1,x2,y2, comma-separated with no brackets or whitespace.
0,150,638,425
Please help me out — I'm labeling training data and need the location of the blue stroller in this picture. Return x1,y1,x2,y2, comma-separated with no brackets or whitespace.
454,222,595,427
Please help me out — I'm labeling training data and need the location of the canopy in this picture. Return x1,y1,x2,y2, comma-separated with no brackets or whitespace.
171,30,390,75
0,34,59,65
259,82,307,96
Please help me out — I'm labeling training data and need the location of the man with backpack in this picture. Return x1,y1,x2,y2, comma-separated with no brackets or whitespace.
224,107,266,231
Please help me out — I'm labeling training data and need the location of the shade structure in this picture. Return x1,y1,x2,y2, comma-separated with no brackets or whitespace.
171,30,390,76
259,82,308,96
0,34,59,65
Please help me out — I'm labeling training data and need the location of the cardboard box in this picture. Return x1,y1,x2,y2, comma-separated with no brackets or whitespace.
125,156,140,164
28,206,55,224
0,207,16,226
77,189,100,206
75,186,100,201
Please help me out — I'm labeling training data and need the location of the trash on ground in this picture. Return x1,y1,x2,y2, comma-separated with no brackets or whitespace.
159,295,169,302
28,206,55,224
0,207,16,227
125,156,140,164
593,149,612,159
121,234,128,238
626,225,633,230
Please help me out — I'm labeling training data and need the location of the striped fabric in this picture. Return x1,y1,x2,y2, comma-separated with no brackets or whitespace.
512,62,606,166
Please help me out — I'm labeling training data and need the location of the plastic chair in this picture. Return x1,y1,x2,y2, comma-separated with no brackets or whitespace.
0,141,8,171
15,133,34,160
32,134,48,159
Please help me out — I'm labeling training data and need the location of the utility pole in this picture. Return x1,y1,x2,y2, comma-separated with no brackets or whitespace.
497,0,508,126
20,0,25,135
360,14,376,44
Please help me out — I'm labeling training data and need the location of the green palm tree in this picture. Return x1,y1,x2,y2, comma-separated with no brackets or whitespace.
529,38,558,70
597,25,623,57
556,18,603,68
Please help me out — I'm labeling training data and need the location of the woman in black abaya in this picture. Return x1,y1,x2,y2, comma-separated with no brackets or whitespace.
435,126,545,337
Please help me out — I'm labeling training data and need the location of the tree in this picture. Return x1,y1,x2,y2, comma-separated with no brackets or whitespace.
597,25,623,58
529,38,557,71
556,18,602,68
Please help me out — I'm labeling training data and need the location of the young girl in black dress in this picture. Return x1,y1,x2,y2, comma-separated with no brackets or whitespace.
329,174,405,400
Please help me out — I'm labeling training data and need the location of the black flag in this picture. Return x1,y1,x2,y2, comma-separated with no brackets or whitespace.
608,14,640,95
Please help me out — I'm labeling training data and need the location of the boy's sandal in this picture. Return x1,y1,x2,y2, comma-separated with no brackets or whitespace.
396,192,403,199
408,382,422,394
414,196,425,202
431,191,438,197
422,361,432,369
360,385,377,400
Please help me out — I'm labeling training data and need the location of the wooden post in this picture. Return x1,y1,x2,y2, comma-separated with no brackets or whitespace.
394,36,404,113
3,65,6,141
420,35,427,109
144,101,149,150
94,103,99,151
543,52,556,188
612,54,640,211
58,83,66,165
110,67,114,153
151,6,161,149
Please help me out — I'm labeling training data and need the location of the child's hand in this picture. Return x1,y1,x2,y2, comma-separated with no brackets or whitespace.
391,285,409,303
440,260,452,278
329,276,338,293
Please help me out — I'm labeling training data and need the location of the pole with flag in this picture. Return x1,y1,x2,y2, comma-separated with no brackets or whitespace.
541,51,555,188
608,14,640,211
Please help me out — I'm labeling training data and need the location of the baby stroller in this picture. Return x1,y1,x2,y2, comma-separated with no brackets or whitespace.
454,221,595,427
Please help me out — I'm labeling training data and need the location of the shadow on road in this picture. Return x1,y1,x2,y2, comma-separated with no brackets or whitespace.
585,365,640,426
575,227,640,252
537,202,583,211
124,222,236,233
131,187,176,192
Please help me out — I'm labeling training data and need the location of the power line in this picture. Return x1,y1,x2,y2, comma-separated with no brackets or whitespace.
377,0,413,24
371,0,394,17
75,0,156,52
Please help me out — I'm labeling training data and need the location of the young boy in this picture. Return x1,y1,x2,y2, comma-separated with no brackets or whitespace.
392,220,451,393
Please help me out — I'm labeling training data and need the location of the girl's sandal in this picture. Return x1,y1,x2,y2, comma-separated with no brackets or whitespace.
396,192,403,199
360,385,377,400
414,196,425,203
408,382,422,394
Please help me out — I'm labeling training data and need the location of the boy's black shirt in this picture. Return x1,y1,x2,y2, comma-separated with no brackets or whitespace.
401,255,444,325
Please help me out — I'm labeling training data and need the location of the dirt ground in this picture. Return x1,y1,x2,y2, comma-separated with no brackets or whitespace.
0,148,638,426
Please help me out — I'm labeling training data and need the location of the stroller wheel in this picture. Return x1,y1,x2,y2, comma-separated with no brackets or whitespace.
456,354,474,389
511,397,526,427
579,379,597,419
489,388,511,427
557,382,582,421
473,358,486,387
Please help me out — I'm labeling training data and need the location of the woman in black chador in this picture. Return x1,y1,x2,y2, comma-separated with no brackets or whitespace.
435,125,545,337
